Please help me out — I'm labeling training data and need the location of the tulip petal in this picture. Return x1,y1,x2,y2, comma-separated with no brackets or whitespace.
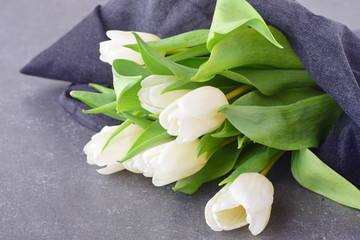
140,144,164,177
138,75,189,114
106,30,160,45
84,125,144,175
122,158,143,174
138,86,163,113
247,206,272,236
140,102,163,114
99,40,111,55
229,173,274,212
212,186,248,230
167,118,180,136
141,75,177,87
176,114,226,143
214,205,248,231
204,173,274,234
178,86,228,119
100,31,160,65
159,100,178,129
149,85,189,109
108,47,144,65
205,199,223,231
143,140,206,186
205,184,248,231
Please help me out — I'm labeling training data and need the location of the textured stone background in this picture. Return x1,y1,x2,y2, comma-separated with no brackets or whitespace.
1,0,359,239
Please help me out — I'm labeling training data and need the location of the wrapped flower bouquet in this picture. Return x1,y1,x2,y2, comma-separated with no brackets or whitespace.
21,0,360,237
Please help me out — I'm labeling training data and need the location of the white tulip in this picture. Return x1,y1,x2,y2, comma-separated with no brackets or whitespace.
84,124,144,174
205,173,274,235
99,30,160,65
159,86,228,144
138,75,191,113
130,139,206,186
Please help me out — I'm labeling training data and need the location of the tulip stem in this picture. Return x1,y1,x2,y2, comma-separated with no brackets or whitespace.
167,48,189,55
220,137,238,147
260,151,285,176
225,85,254,100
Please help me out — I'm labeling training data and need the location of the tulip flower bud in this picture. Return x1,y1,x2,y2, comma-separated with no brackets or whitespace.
99,30,160,65
84,124,144,174
138,75,191,113
205,173,274,235
159,86,228,144
130,139,206,186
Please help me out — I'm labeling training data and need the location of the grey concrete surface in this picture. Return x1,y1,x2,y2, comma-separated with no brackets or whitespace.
1,0,359,239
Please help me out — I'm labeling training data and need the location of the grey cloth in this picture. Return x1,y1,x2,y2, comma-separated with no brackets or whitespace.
20,0,360,185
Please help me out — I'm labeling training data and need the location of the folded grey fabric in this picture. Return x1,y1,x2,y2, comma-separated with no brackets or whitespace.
21,0,360,185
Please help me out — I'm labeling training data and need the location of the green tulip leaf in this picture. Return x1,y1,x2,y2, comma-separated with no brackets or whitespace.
120,120,174,162
70,91,126,121
88,83,115,94
237,135,250,149
112,59,151,77
162,74,239,94
196,133,227,159
220,68,316,96
174,142,241,194
207,0,282,50
126,29,209,53
83,101,117,114
220,88,342,150
113,75,142,112
112,59,151,112
133,33,202,81
101,111,152,151
122,111,152,129
193,27,303,82
177,57,209,68
220,144,284,185
211,120,241,138
166,45,210,62
291,149,360,209
101,120,132,152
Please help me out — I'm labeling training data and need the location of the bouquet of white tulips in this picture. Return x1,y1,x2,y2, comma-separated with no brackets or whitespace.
71,0,360,236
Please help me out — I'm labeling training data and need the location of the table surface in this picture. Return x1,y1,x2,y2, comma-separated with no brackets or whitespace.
1,0,359,239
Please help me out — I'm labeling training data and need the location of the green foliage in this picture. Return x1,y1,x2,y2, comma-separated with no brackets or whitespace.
292,149,360,209
211,120,241,138
237,135,250,149
88,83,115,94
193,26,303,81
112,60,150,112
126,29,209,53
166,45,210,62
113,59,150,77
220,88,342,150
196,133,227,159
83,101,117,114
133,33,200,80
120,121,174,162
220,68,316,96
161,74,239,94
70,91,125,121
220,144,283,185
122,112,152,129
207,0,282,50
